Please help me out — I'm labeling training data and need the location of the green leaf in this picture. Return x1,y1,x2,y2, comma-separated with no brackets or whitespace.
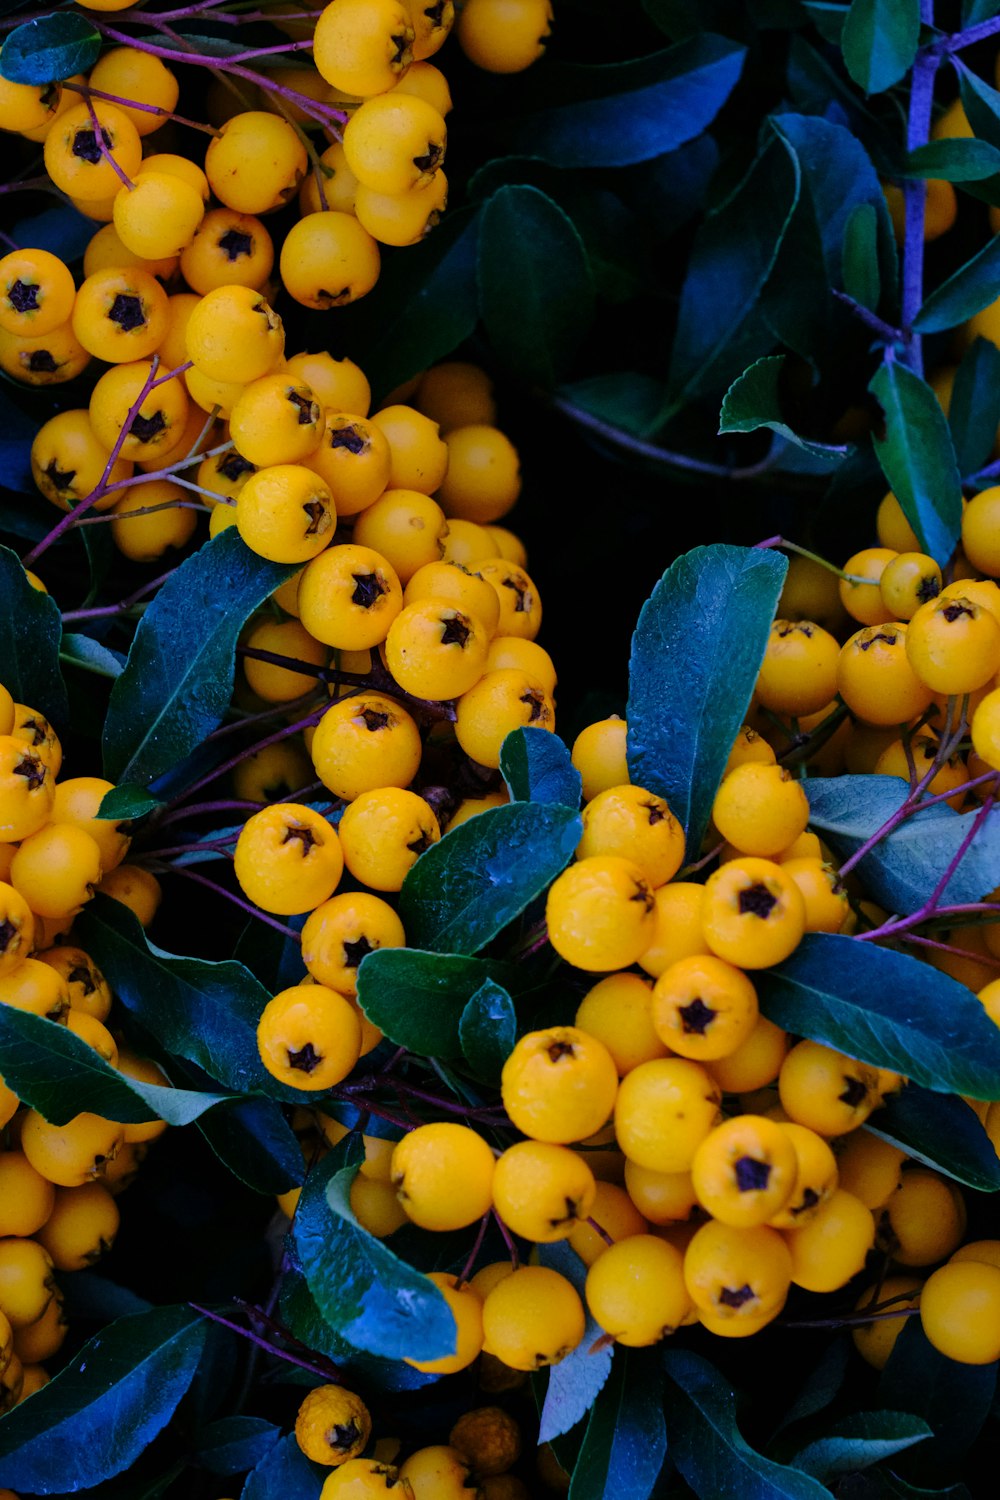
915,233,1000,333
569,1347,666,1500
841,0,920,94
946,337,1000,476
770,1338,850,1441
398,801,582,955
98,784,163,822
964,0,1000,23
459,980,517,1084
194,1092,304,1195
956,57,1000,152
906,138,1000,181
0,543,68,726
869,360,963,565
0,1306,206,1492
0,1006,231,1127
0,13,100,83
878,1320,997,1479
500,727,582,807
498,36,746,168
790,1412,931,1481
663,1349,830,1500
842,201,882,311
292,1145,457,1363
101,529,297,787
804,775,1000,913
478,185,594,389
74,895,303,1102
719,357,849,465
241,1433,324,1500
279,1270,436,1394
668,133,799,405
556,374,669,439
803,2,850,41
195,1417,281,1476
538,1242,614,1446
867,1086,1000,1191
60,632,126,680
627,544,788,859
356,948,528,1059
756,933,1000,1099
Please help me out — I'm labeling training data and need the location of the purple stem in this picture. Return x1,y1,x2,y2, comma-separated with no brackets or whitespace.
943,14,1000,50
456,1212,491,1286
61,568,178,623
832,289,903,345
491,1211,520,1271
898,932,1000,968
64,80,216,135
156,798,266,825
167,865,302,940
144,834,238,861
901,34,941,372
587,1216,615,1249
189,1303,340,1379
162,706,327,811
550,397,797,478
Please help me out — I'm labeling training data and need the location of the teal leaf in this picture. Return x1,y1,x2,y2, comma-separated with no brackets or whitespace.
867,1087,1000,1191
906,138,1000,181
398,801,582,955
0,543,68,726
956,56,1000,151
98,784,163,822
842,201,882,311
663,1349,830,1500
101,529,297,786
946,337,1000,476
538,1242,614,1446
869,360,963,565
279,1270,437,1394
569,1347,666,1500
668,134,799,404
356,948,527,1060
626,544,787,859
500,727,582,807
770,1338,850,1441
964,0,1000,22
719,356,849,465
292,1145,457,1363
241,1433,324,1500
0,1306,206,1492
498,36,746,168
915,234,1000,333
459,980,517,1084
790,1412,931,1481
555,374,669,439
879,1320,997,1479
0,1006,231,1127
194,1092,304,1195
195,1417,281,1475
60,632,126,679
804,774,1000,913
756,933,1000,1099
478,186,594,389
841,0,921,94
0,13,100,83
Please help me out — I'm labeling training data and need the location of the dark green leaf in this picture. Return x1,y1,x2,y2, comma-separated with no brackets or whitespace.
790,1412,931,1481
627,544,788,859
195,1093,304,1195
500,727,582,807
0,1006,230,1127
538,1242,614,1446
946,337,1000,476
719,357,849,465
478,186,594,389
663,1348,830,1500
879,1320,997,1479
867,1086,1000,1191
964,0,1000,22
170,28,254,56
292,1145,456,1362
0,13,100,83
10,201,95,264
459,980,517,1084
98,784,163,822
279,1270,437,1394
0,543,68,726
757,933,1000,1099
841,0,920,94
876,1474,972,1500
569,1348,666,1500
804,775,1000,913
555,374,669,439
398,801,582,955
195,1417,281,1476
0,387,39,494
498,36,745,168
803,2,849,41
956,58,1000,152
915,234,1000,333
356,947,527,1059
906,138,1000,180
770,1339,850,1442
869,360,963,565
0,1306,205,1492
102,529,297,786
241,1433,324,1500
60,632,125,679
75,895,308,1102
668,134,799,405
842,201,882,311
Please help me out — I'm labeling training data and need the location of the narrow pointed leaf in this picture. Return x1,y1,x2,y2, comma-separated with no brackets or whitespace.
719,356,849,463
869,360,963,565
569,1348,666,1500
0,543,68,726
459,980,517,1084
790,1412,931,1482
867,1086,1000,1190
915,233,1000,333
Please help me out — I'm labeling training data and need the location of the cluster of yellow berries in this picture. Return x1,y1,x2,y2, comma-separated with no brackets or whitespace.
0,688,172,1414
292,1383,526,1499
